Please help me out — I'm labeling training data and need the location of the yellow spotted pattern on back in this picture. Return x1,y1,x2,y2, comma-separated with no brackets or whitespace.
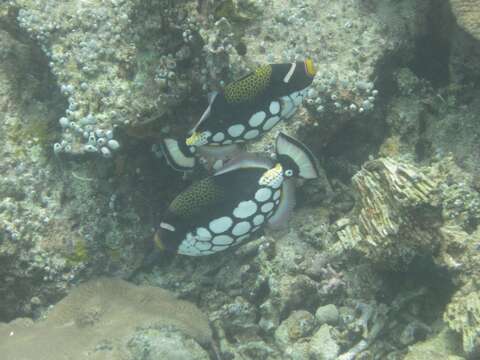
170,178,225,218
224,65,272,103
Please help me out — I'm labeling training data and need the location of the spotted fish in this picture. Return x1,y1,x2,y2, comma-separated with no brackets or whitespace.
154,132,320,256
160,59,316,172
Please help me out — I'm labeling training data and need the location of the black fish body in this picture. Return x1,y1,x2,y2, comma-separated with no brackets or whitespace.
160,60,316,172
158,167,281,256
155,132,320,256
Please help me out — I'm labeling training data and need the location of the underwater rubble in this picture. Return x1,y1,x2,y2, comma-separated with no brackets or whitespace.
0,0,480,359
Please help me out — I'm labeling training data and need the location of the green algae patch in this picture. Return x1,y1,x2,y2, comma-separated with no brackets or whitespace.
66,240,89,265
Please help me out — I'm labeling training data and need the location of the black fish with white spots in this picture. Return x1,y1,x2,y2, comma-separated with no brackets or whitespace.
154,132,320,256
160,59,316,172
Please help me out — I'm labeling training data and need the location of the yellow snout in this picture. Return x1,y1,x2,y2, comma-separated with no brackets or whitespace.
260,163,283,186
186,132,200,146
304,58,316,77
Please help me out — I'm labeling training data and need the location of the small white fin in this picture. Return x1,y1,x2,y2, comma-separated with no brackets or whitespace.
214,153,274,176
191,92,219,132
268,178,296,229
160,138,196,172
276,132,320,179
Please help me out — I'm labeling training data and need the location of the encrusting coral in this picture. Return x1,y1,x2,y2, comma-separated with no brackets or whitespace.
0,278,212,360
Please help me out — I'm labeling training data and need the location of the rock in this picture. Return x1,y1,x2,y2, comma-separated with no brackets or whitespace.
335,157,442,269
308,324,340,360
285,340,311,360
127,328,210,360
444,287,480,357
0,278,212,359
315,304,339,326
450,0,480,41
404,327,465,360
274,310,315,350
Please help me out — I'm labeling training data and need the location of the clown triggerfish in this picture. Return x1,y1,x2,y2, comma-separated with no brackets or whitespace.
154,132,320,256
160,59,316,172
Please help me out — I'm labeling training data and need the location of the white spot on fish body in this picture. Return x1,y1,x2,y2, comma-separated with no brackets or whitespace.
261,202,274,213
244,129,260,140
196,227,212,241
248,111,266,127
255,188,272,202
269,101,280,115
262,116,281,131
227,124,245,137
232,221,251,236
253,214,265,226
195,241,211,251
233,200,258,219
212,132,225,142
273,190,281,201
212,234,234,245
209,216,233,233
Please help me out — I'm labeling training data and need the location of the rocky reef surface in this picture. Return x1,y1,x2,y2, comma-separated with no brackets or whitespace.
0,0,479,359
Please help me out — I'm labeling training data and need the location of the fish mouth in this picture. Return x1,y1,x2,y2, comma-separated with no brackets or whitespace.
186,132,200,146
304,58,316,77
260,163,283,186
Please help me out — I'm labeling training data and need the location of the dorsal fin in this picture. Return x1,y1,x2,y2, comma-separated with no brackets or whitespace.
214,153,273,176
275,132,320,179
191,92,218,133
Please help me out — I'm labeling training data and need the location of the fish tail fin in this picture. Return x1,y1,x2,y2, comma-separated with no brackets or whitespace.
275,132,320,179
160,138,196,172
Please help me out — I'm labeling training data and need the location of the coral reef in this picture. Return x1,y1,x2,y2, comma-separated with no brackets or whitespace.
0,278,212,359
15,0,204,155
1,0,480,359
0,10,160,321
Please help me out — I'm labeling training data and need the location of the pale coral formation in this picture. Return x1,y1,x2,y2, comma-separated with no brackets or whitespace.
0,278,212,360
450,0,480,41
336,157,441,268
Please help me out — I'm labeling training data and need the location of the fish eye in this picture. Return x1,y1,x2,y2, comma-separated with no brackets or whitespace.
285,169,294,177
